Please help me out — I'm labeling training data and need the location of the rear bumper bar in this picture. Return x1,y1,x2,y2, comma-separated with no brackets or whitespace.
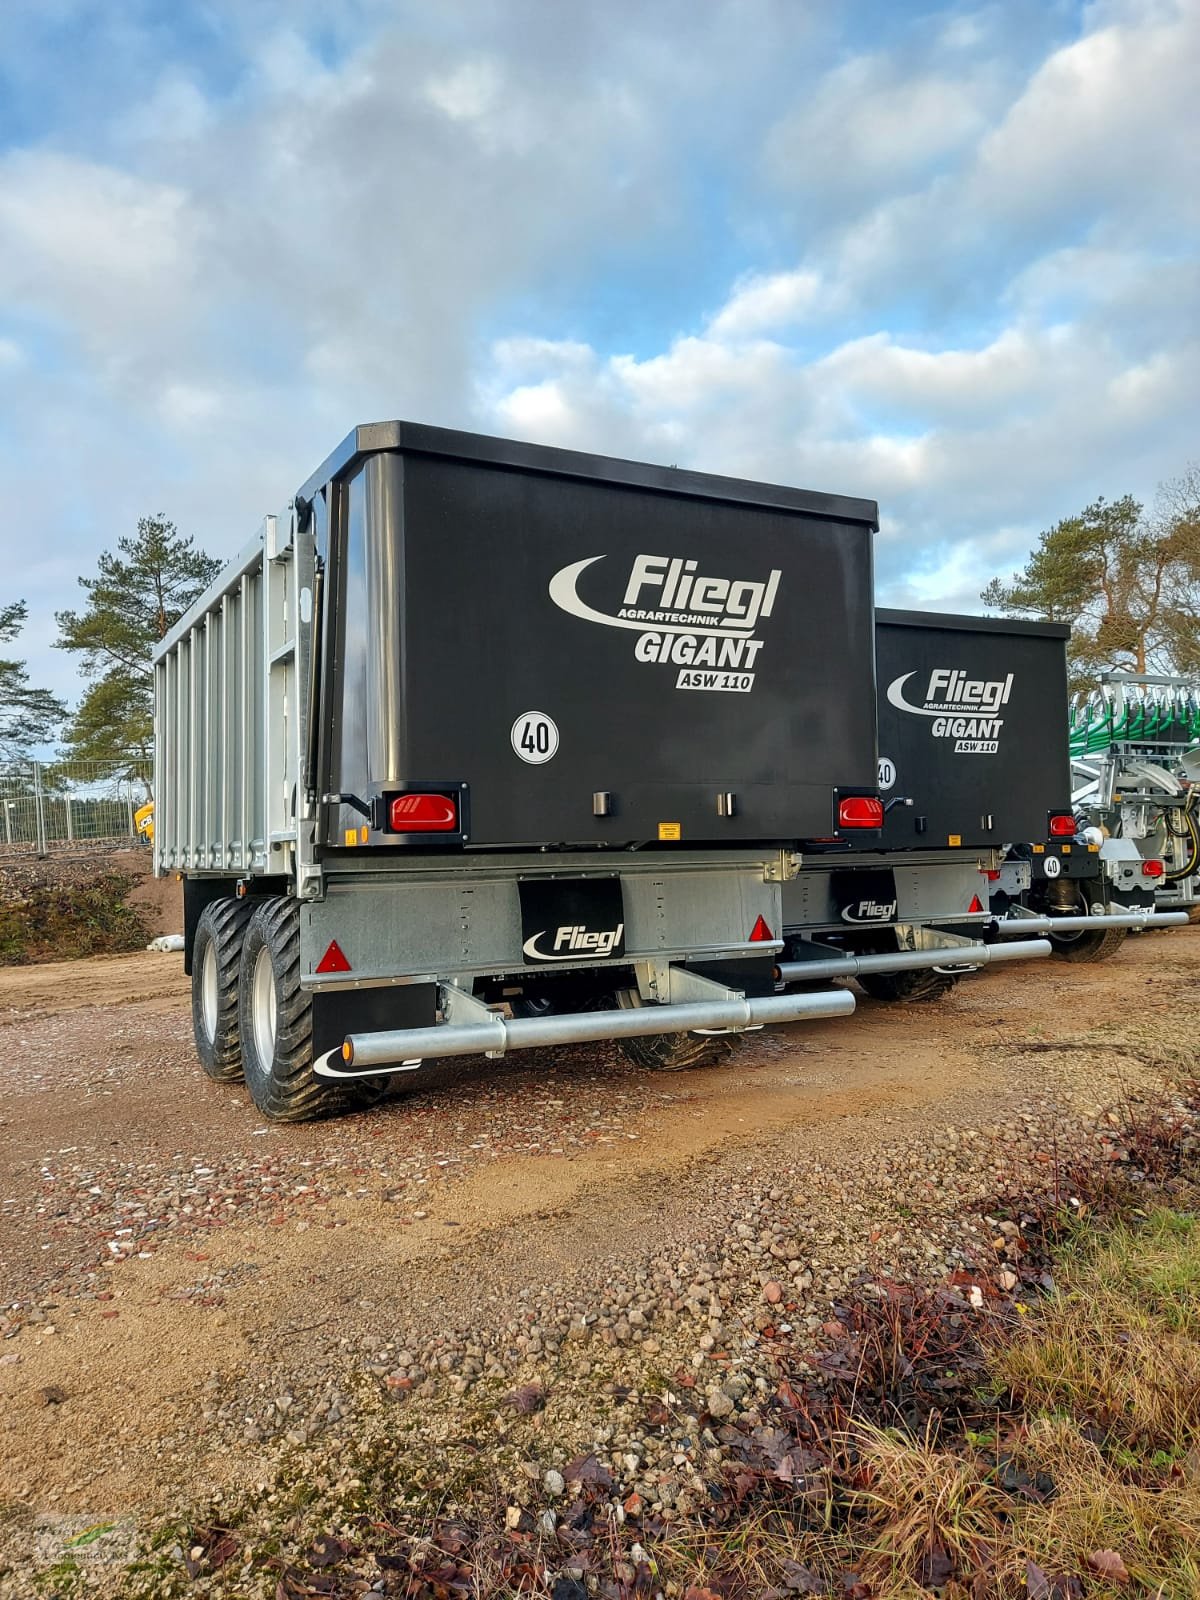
993,910,1189,936
314,982,856,1079
775,937,1052,986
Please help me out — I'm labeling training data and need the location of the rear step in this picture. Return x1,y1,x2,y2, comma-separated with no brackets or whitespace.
775,936,1053,986
993,910,1189,935
315,978,856,1079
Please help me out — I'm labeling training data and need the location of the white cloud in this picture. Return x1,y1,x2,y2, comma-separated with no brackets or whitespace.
707,269,824,338
0,151,202,377
765,54,994,203
425,58,504,122
824,0,1199,304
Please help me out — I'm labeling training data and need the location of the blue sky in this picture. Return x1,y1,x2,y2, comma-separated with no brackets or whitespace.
2,0,1197,712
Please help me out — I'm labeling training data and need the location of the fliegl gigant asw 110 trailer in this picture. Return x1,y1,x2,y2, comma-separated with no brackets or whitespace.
778,609,1067,1000
815,611,1184,988
154,422,949,1120
778,611,1185,1004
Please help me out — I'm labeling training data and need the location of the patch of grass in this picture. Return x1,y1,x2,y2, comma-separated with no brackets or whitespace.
995,1207,1200,1453
839,1201,1200,1596
0,873,150,963
1008,1417,1200,1592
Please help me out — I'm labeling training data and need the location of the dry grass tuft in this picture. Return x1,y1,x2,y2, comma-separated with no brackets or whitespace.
1007,1416,1200,1591
848,1422,1007,1584
994,1210,1200,1453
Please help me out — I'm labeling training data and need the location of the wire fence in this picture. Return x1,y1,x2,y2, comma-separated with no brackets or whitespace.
0,760,152,856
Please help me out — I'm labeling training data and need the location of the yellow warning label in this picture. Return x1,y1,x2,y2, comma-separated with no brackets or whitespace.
361,825,369,844
948,834,961,847
1032,843,1045,853
1088,842,1099,852
344,828,358,847
658,822,682,841
1061,843,1071,853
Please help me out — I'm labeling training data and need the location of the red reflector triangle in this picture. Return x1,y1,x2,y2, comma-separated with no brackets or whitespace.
315,939,352,974
968,895,983,913
749,915,774,943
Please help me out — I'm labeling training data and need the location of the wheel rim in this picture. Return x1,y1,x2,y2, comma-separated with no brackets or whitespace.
200,941,219,1043
252,944,277,1066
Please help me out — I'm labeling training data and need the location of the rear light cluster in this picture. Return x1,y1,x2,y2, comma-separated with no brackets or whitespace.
837,795,884,829
1048,813,1076,838
388,792,458,833
1142,859,1165,878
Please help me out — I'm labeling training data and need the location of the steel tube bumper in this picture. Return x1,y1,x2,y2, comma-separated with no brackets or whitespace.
776,937,1052,986
994,911,1189,936
314,985,856,1078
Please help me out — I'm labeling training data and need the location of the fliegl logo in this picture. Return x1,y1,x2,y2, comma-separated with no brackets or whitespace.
887,668,1014,755
522,923,625,961
841,898,898,924
548,552,782,694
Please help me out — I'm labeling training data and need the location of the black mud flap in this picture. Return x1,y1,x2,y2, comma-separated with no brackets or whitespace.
518,876,626,965
311,983,437,1065
830,868,898,929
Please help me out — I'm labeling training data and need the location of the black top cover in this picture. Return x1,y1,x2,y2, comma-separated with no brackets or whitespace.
875,609,1071,848
313,424,879,849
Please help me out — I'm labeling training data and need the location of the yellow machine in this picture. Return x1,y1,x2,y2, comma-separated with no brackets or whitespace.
134,802,154,843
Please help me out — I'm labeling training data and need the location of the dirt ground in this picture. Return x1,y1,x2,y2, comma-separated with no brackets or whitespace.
0,926,1196,1547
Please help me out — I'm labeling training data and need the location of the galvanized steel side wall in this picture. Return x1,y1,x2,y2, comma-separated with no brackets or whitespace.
154,549,266,874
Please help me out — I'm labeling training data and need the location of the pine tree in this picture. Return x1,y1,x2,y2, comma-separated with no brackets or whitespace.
982,480,1200,690
56,517,221,765
0,602,66,761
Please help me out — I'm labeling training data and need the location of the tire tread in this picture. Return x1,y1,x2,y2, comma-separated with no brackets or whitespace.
239,898,388,1122
192,897,255,1082
857,967,960,1003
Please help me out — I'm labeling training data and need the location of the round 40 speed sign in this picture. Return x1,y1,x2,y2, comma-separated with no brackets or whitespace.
511,710,560,765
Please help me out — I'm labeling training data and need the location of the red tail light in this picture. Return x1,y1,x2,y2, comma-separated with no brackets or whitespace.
984,869,1001,882
749,915,774,943
1142,859,1165,878
388,792,458,832
838,795,884,829
1048,813,1075,838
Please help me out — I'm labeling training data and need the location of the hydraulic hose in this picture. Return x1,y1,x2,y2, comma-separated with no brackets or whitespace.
1161,793,1200,882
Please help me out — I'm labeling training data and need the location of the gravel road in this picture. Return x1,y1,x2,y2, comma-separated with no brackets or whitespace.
1,928,1195,1559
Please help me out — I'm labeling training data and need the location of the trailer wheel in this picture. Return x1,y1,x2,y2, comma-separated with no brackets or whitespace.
192,898,255,1082
1049,924,1127,963
238,898,389,1122
856,967,960,1003
613,990,739,1072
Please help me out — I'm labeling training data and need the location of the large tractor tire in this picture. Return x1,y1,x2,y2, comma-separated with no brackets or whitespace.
856,966,960,1003
192,897,255,1082
1048,924,1127,963
238,898,389,1122
614,989,740,1072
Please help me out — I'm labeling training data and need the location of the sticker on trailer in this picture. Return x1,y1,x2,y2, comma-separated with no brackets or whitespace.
886,668,1013,754
877,755,896,791
547,551,782,694
1043,856,1062,878
511,711,559,764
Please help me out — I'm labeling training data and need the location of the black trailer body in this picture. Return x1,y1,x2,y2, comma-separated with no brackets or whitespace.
781,611,1073,985
306,424,880,851
863,613,1184,965
874,609,1072,850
